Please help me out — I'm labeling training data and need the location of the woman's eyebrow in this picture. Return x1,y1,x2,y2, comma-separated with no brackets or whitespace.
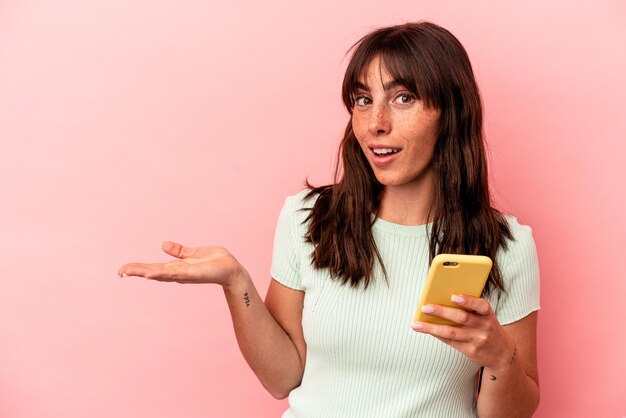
353,81,369,91
354,80,404,91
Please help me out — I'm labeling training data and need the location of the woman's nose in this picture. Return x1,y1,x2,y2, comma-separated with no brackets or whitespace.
368,103,391,135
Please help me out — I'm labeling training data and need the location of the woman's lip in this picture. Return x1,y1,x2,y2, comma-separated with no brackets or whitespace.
370,149,401,168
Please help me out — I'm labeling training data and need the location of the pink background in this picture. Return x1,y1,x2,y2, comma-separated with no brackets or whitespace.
1,1,624,417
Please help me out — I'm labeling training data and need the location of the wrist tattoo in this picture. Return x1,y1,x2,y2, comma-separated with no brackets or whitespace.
243,291,250,307
489,347,518,382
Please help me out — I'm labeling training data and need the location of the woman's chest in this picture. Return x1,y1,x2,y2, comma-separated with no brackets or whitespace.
297,237,476,377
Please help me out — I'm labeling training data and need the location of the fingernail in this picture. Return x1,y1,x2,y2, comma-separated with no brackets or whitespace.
421,305,435,314
411,322,423,331
451,295,464,304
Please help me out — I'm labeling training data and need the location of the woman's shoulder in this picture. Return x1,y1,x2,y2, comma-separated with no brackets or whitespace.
277,188,323,229
492,215,541,322
283,187,321,210
502,214,535,244
497,214,538,268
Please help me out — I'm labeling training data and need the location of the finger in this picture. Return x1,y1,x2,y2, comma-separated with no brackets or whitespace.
118,262,187,281
118,262,160,278
411,321,471,342
451,294,492,316
420,304,474,326
433,335,467,352
161,241,196,259
143,262,190,281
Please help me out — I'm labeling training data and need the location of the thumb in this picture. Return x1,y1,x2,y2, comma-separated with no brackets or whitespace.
161,241,194,259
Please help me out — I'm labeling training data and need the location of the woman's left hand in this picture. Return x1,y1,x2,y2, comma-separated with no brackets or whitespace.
411,295,516,374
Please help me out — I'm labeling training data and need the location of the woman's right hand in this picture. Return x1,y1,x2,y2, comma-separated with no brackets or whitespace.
117,241,245,288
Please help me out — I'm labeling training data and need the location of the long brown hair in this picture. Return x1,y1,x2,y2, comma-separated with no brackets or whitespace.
303,22,512,293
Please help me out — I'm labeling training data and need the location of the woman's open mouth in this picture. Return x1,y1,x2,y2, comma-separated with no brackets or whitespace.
370,147,401,167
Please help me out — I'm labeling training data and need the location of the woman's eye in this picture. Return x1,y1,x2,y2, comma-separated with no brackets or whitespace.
395,93,415,104
354,96,371,107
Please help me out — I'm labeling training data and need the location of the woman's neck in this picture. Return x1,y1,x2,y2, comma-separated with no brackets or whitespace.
376,181,435,226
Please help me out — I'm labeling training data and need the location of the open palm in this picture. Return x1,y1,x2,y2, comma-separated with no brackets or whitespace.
117,241,242,286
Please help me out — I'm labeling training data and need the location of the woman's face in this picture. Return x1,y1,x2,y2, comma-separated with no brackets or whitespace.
351,56,441,193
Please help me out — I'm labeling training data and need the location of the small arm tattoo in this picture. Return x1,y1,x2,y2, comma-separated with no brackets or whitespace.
243,291,250,307
488,347,517,382
509,347,517,365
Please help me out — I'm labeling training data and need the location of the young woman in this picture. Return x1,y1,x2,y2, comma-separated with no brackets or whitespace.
118,21,540,418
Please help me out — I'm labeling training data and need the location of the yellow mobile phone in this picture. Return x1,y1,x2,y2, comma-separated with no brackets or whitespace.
413,254,492,326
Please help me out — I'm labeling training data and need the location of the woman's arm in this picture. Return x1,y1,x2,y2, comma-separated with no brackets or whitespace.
118,241,305,399
411,296,539,417
224,273,306,399
475,312,539,417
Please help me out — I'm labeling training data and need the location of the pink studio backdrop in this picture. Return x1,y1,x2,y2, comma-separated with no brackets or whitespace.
1,1,624,417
